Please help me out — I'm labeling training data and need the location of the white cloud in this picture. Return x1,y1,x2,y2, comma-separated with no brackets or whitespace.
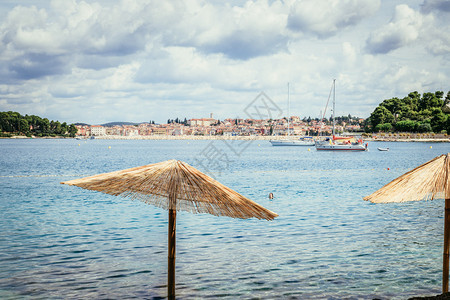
0,1,152,75
287,0,380,38
0,0,449,124
365,4,432,54
365,2,450,57
342,42,357,65
426,29,450,55
419,0,450,56
163,0,289,59
421,0,450,13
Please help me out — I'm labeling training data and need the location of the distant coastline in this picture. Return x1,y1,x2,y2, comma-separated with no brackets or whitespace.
93,135,450,142
4,134,449,142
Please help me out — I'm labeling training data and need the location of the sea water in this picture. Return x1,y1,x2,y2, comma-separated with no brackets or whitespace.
0,138,449,299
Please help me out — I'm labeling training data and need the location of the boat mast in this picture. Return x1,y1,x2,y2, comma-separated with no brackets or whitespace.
332,79,336,137
287,82,290,136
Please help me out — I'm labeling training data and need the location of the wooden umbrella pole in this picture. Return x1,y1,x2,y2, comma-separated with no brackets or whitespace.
168,208,176,299
444,198,450,293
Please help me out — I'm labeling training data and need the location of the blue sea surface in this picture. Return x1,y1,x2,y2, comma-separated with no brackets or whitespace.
0,138,449,299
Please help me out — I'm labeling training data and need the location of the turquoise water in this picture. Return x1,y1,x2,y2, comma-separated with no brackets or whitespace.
0,139,449,299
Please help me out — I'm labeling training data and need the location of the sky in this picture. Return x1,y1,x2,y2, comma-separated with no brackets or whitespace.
0,0,449,124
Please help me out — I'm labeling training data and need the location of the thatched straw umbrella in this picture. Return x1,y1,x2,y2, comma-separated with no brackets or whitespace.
364,153,450,292
61,159,277,298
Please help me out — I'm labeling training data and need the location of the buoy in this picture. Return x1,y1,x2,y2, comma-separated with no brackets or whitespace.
430,146,432,149
78,144,80,146
108,146,111,149
308,148,311,151
387,168,390,170
258,144,260,146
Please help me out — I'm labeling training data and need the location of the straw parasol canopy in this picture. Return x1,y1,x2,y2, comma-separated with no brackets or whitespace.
364,153,449,203
364,153,450,292
61,159,277,298
61,159,277,220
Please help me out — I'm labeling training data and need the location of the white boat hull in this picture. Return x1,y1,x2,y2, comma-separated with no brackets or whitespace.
315,141,367,151
270,139,315,146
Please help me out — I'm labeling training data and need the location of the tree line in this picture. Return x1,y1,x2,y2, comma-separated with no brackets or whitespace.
167,118,188,125
366,91,450,133
0,111,78,137
301,114,362,126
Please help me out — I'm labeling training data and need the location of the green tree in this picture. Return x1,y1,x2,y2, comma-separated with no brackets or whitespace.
395,120,416,132
0,111,79,137
40,118,50,135
51,121,62,134
19,119,29,133
419,92,444,111
417,109,432,121
380,97,402,121
431,108,448,133
369,106,394,129
445,117,450,133
61,122,68,135
366,90,450,133
68,124,78,137
374,123,392,132
407,91,420,111
0,112,12,132
416,122,432,133
398,105,415,120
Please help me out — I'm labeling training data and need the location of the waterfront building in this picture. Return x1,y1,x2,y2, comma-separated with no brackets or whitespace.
188,118,215,126
90,125,106,136
75,125,90,136
152,127,169,135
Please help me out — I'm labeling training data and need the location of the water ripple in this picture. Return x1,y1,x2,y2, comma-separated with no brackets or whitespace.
0,139,447,299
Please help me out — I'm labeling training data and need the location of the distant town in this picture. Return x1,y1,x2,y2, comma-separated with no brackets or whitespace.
2,91,449,139
76,114,365,137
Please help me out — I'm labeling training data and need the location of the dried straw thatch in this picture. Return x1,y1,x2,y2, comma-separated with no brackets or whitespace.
364,153,450,203
61,159,277,220
62,159,277,298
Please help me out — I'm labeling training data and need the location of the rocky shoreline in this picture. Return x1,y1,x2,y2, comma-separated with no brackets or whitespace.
409,292,450,299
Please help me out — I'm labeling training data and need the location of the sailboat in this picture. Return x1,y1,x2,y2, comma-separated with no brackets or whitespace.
270,83,315,146
315,79,368,151
270,136,315,146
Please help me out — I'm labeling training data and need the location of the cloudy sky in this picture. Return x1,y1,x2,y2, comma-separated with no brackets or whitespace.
0,0,449,124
